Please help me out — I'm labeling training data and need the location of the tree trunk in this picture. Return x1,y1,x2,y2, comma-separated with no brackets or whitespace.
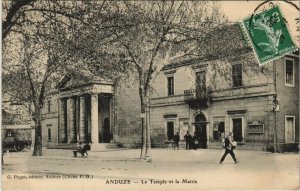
140,117,146,159
145,105,151,161
2,151,4,165
138,70,151,160
139,95,147,159
144,94,152,162
32,111,43,156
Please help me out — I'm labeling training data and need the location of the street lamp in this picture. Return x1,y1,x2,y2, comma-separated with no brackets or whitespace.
272,95,279,152
272,96,279,112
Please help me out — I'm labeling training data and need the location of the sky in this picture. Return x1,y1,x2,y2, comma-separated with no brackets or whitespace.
218,1,299,43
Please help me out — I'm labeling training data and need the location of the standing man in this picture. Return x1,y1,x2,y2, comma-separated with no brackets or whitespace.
173,132,180,150
184,131,192,150
219,132,238,164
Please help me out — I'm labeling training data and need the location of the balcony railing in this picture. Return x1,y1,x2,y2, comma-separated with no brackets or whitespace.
184,89,209,102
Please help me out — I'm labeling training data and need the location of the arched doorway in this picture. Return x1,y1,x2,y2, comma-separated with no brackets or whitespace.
103,118,111,143
194,113,207,149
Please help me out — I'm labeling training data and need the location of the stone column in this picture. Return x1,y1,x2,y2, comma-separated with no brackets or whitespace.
59,99,66,143
91,94,99,144
79,96,86,142
109,96,114,143
86,97,91,142
75,97,80,142
66,98,71,143
67,98,76,143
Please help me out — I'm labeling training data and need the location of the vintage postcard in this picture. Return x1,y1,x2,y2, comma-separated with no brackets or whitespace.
2,1,299,190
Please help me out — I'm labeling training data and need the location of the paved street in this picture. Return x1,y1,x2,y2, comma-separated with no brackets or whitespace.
2,148,299,191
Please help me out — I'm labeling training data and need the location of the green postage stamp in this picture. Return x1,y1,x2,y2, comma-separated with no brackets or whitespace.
242,6,297,65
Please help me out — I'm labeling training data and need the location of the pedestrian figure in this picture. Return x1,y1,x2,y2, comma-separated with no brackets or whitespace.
82,142,91,157
184,131,192,150
173,132,180,150
219,132,238,164
73,142,91,157
77,141,83,150
192,132,199,150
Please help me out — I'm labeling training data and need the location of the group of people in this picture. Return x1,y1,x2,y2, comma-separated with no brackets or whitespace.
183,131,200,150
172,131,200,150
173,131,238,164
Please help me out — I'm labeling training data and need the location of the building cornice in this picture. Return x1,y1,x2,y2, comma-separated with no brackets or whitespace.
150,92,276,108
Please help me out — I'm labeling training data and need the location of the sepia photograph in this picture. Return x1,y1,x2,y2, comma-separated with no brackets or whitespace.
1,0,299,190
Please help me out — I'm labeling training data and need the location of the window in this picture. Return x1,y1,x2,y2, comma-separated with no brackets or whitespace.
196,71,206,92
167,77,174,96
213,118,225,141
285,116,295,143
166,121,174,140
285,58,294,86
232,64,242,87
48,100,51,113
232,118,243,142
48,128,52,141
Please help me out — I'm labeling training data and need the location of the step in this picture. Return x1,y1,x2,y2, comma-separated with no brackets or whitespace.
47,143,120,151
207,141,266,151
90,143,120,151
47,144,77,150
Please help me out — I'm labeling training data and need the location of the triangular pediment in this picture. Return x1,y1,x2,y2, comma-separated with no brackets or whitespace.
62,76,92,89
57,70,114,90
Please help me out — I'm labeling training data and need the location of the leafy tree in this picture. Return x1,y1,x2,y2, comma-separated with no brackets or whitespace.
3,1,237,160
2,0,115,156
108,1,228,160
2,0,95,40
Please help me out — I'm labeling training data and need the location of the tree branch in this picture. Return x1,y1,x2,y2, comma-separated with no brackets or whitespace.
2,0,36,39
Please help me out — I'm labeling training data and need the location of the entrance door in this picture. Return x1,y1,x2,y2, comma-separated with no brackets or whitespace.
194,114,207,148
285,116,295,143
103,118,111,143
232,118,243,142
167,122,174,141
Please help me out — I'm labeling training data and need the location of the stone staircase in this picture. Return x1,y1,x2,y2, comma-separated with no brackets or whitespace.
47,143,120,151
90,143,120,151
47,142,297,152
47,143,77,150
207,142,223,150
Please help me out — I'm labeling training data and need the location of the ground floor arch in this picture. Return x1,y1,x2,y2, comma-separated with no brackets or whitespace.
193,111,208,149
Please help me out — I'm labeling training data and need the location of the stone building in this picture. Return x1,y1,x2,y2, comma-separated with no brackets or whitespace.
39,70,143,150
40,49,299,152
39,73,117,150
149,50,299,151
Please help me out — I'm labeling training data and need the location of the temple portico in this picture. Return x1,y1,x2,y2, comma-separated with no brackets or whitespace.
58,79,114,147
